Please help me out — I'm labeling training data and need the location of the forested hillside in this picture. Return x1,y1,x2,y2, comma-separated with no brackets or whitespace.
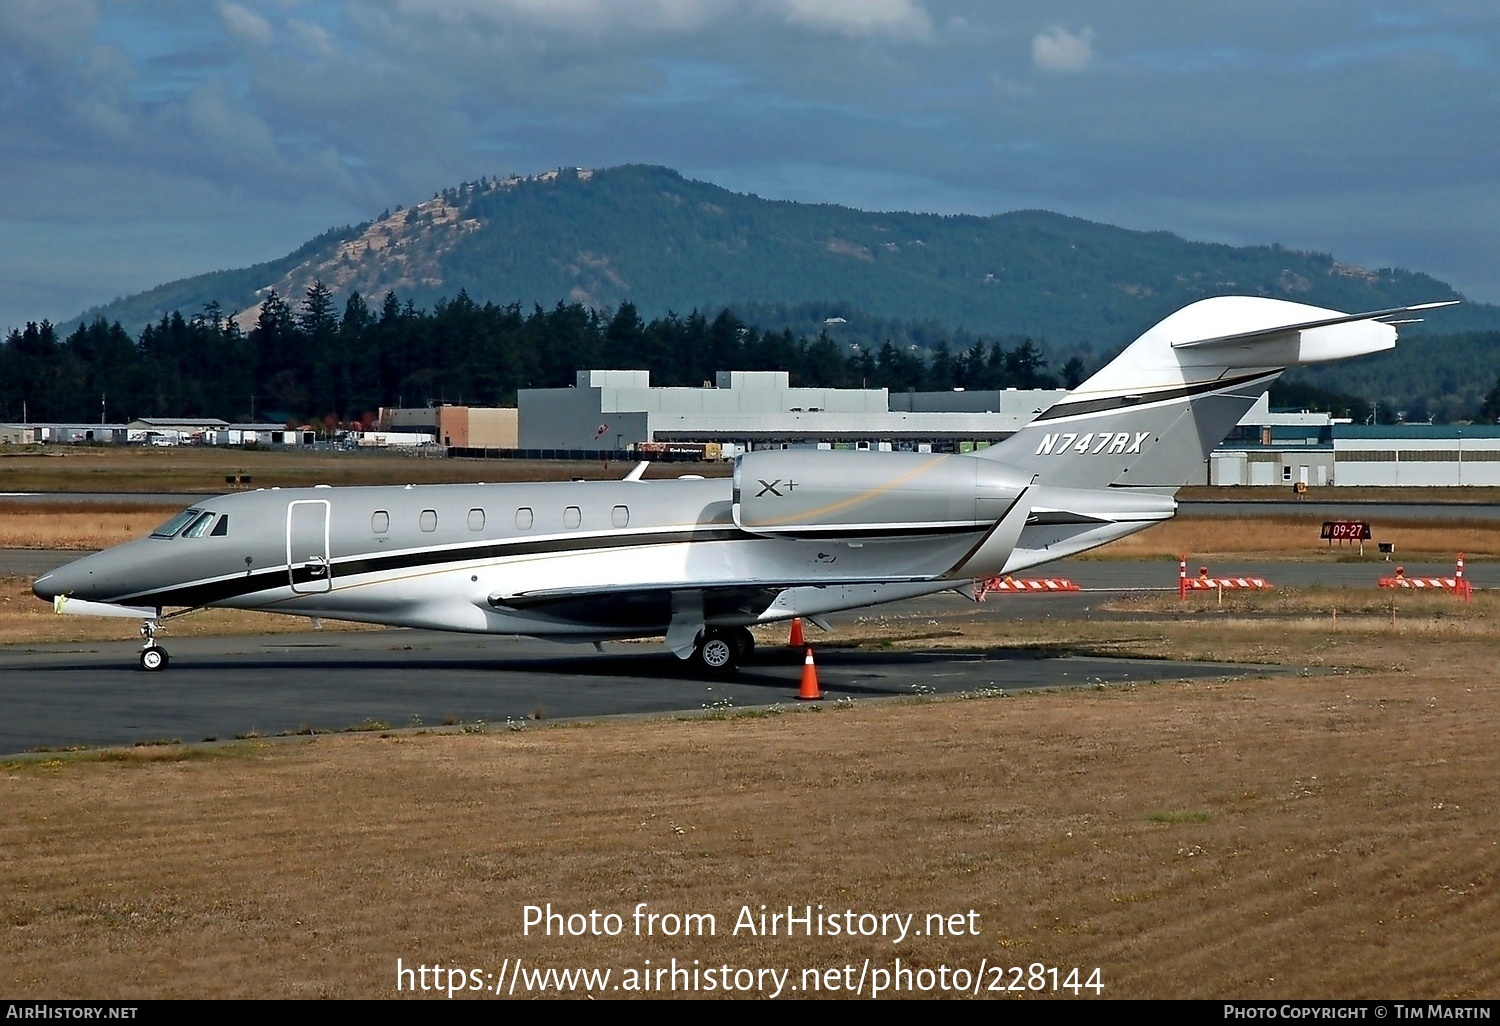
28,164,1500,422
72,165,1499,348
2,287,1069,426
6,280,1486,426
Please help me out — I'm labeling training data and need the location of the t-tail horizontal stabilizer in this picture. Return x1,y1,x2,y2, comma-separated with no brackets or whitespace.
978,296,1456,490
1168,300,1459,350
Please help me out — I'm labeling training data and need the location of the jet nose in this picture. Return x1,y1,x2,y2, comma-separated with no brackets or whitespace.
32,572,60,602
32,554,104,602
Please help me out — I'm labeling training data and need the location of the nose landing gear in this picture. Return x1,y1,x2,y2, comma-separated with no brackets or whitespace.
138,619,169,672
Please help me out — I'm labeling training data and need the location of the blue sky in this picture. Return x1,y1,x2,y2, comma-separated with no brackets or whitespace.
2,1,1497,331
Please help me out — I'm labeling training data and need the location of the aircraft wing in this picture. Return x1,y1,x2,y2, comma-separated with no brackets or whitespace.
489,576,935,611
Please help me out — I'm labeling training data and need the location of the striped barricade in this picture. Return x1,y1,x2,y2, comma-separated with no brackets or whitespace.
1177,558,1273,600
1378,555,1473,601
975,576,1081,601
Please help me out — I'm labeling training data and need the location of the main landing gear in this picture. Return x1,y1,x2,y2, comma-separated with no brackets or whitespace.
139,618,169,672
691,626,755,674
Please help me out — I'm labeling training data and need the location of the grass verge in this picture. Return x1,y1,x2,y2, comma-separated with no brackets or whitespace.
1,629,1494,999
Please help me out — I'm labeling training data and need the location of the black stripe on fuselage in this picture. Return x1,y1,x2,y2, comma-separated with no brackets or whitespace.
122,520,995,608
120,525,750,608
1034,371,1278,422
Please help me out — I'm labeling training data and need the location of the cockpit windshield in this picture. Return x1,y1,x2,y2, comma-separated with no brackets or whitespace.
151,509,202,538
182,511,217,538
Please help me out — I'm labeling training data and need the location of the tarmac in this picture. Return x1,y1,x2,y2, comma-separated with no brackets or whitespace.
0,625,1281,756
1,545,1485,757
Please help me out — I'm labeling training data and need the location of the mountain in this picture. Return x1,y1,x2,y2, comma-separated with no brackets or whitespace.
72,165,1499,351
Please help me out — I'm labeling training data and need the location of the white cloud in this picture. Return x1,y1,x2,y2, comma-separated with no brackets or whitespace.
393,0,718,34
288,18,336,56
766,0,931,40
184,86,282,167
0,0,98,64
220,1,274,45
73,96,134,141
390,0,930,40
1032,25,1093,73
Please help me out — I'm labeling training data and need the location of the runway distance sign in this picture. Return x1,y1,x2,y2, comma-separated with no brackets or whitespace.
1320,520,1372,541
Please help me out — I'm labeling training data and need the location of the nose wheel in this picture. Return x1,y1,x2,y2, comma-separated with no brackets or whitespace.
138,618,169,672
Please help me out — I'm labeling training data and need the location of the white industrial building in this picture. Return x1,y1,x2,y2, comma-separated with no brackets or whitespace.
7,423,130,444
1208,396,1340,487
1331,425,1500,486
515,371,1500,487
127,419,311,446
0,419,309,446
1210,407,1500,488
518,370,1066,452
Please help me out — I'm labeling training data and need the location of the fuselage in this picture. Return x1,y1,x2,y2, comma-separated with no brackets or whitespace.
32,463,1172,642
30,476,999,639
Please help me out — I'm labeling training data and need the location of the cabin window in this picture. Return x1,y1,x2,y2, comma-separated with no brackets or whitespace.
151,509,201,538
419,509,438,533
515,507,533,530
468,508,485,531
371,511,390,534
611,504,629,528
182,511,216,538
210,515,230,537
563,505,582,529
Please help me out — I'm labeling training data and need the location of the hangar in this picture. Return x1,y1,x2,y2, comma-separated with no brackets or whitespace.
1210,415,1500,488
516,369,1066,452
375,405,518,448
1331,424,1500,486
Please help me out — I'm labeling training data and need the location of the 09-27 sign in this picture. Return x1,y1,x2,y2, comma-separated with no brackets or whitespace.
1321,520,1372,541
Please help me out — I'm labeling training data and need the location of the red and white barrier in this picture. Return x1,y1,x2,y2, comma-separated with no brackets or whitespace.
975,575,1081,601
1178,558,1273,600
1378,554,1473,601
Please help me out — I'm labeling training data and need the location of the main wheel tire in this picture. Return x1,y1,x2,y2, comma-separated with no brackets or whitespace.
139,647,169,671
730,626,755,660
693,633,738,674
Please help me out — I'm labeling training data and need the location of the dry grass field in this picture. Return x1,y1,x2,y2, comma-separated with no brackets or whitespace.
1,611,1496,999
0,575,367,645
1177,484,1500,504
1088,514,1500,560
0,501,179,550
0,446,728,493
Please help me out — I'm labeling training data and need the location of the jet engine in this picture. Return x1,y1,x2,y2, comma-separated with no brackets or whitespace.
732,449,1033,538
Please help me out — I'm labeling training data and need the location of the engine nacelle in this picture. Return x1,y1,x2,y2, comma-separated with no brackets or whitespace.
732,449,1032,538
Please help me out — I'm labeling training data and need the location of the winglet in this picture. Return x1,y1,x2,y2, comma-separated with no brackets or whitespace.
623,461,649,482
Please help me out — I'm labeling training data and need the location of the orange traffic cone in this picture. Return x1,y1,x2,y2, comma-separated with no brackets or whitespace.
797,647,822,701
788,617,805,648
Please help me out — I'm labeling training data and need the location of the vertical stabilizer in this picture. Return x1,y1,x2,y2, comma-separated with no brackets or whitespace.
977,296,1445,489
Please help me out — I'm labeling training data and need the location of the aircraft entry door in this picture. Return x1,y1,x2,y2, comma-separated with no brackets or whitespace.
287,499,333,594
